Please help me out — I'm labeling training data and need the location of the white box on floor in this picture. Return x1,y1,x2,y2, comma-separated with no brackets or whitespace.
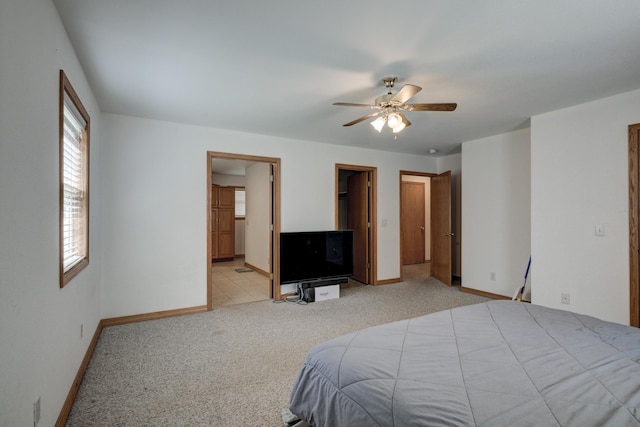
314,284,340,301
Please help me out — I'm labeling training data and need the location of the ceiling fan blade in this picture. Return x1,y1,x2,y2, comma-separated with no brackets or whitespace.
333,102,376,108
406,103,457,112
342,112,380,127
391,84,422,104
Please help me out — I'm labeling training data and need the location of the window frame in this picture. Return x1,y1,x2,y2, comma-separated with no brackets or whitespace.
59,70,90,287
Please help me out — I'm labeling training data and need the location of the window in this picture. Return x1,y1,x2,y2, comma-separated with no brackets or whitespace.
59,70,90,287
235,188,246,218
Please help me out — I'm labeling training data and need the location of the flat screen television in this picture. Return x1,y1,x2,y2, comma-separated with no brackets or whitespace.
280,230,354,284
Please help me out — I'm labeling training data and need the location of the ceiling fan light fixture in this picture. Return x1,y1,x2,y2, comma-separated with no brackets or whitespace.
387,112,402,129
370,116,386,132
392,122,406,133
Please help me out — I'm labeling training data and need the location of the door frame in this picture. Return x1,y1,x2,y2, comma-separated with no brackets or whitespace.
628,123,640,327
399,170,453,285
400,171,436,282
207,151,281,310
335,164,378,285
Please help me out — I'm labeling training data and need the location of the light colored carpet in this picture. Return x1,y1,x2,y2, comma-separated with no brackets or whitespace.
66,266,489,426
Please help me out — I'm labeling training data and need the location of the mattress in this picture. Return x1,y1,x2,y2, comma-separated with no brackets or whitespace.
289,300,640,426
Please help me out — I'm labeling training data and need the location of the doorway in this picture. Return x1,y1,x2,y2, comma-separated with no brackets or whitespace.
207,152,281,310
628,122,640,327
400,170,453,285
335,164,377,285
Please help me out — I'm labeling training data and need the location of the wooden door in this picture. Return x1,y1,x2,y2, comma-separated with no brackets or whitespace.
218,187,234,208
269,164,275,298
211,187,219,208
347,172,369,284
431,171,452,286
211,209,219,260
211,185,235,261
218,209,235,258
629,123,640,327
402,181,425,265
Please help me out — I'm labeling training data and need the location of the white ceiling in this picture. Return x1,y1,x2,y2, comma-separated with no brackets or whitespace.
211,158,255,176
53,0,640,156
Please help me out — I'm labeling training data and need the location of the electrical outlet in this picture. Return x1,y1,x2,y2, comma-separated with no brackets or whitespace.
34,396,41,426
561,293,570,305
490,272,496,281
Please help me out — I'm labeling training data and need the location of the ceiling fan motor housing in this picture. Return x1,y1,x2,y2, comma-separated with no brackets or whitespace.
375,94,397,108
382,76,398,89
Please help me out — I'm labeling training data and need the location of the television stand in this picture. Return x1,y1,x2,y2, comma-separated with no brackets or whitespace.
296,277,349,302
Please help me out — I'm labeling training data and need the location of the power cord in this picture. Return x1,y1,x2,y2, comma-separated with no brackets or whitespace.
283,295,307,305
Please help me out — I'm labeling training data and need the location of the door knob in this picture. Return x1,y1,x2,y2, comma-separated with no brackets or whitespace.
445,232,455,236
420,226,425,231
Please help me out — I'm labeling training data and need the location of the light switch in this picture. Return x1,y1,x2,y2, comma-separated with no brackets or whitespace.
595,224,605,236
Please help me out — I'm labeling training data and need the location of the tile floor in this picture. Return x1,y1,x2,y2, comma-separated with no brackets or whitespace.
211,258,271,308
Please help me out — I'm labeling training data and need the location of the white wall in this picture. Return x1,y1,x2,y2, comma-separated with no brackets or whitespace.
531,89,640,324
0,0,102,425
461,129,531,298
235,219,245,256
100,113,439,317
245,162,271,273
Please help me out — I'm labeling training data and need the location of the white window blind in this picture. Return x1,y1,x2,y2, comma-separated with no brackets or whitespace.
62,93,87,273
235,188,246,217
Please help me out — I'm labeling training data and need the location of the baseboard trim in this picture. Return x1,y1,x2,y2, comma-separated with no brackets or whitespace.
102,305,208,327
55,320,104,427
375,277,402,286
57,304,208,425
460,286,510,300
212,257,234,263
244,262,270,278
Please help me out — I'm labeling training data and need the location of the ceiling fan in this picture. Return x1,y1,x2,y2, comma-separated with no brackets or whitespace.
333,76,457,133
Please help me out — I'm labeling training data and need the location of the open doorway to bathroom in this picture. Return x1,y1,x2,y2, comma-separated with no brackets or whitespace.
207,152,281,310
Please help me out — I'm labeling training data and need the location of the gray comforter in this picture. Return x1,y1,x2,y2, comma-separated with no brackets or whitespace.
289,301,640,426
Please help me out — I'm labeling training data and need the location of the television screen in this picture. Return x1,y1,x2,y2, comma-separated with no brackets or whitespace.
280,230,354,284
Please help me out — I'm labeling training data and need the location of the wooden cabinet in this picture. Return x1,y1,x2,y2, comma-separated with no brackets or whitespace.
212,186,235,261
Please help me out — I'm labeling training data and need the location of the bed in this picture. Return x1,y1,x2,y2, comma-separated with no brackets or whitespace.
289,300,640,426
